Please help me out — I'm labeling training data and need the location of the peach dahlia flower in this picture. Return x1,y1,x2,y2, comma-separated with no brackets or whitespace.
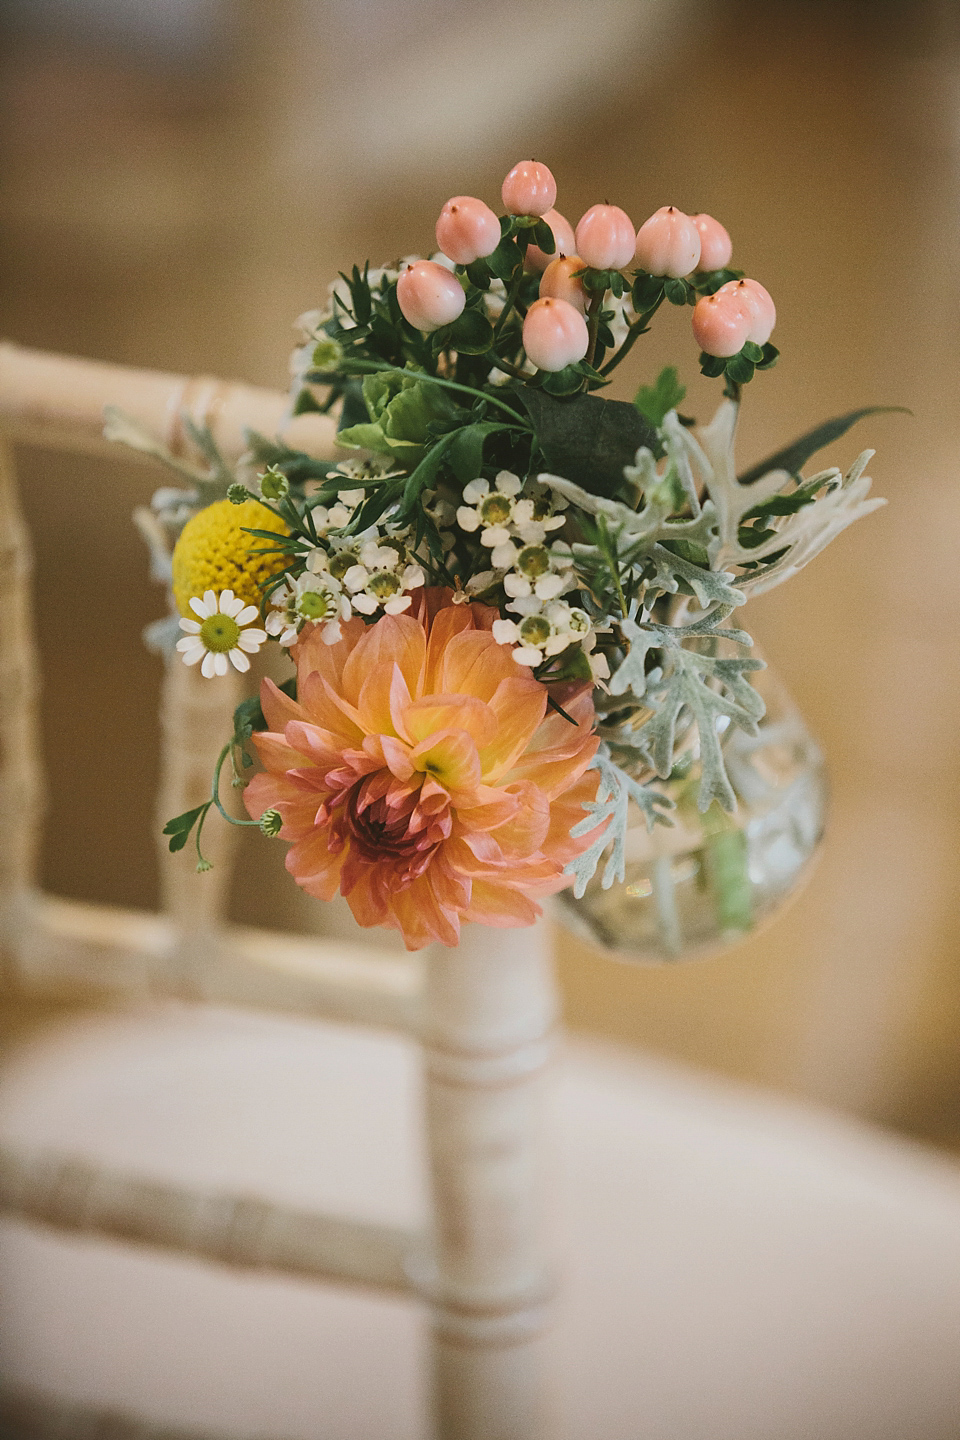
244,593,601,950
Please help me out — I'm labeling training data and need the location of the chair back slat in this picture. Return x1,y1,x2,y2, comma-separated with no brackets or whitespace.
0,439,44,951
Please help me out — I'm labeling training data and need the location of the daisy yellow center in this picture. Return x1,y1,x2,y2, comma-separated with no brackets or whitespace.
171,499,289,618
199,613,241,653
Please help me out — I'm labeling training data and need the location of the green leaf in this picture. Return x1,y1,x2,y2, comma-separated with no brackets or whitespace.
448,307,495,355
725,352,755,385
541,365,586,397
337,380,369,432
162,803,209,854
741,341,764,364
737,406,910,485
698,353,726,379
634,366,687,427
335,421,393,454
533,218,556,252
632,272,665,310
487,238,521,282
663,278,689,306
518,388,658,498
293,387,325,415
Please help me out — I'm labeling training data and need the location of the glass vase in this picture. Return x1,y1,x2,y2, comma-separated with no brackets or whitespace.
556,659,827,963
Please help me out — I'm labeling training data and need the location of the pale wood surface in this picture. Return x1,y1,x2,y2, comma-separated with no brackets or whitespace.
0,1141,415,1295
3,1008,960,1440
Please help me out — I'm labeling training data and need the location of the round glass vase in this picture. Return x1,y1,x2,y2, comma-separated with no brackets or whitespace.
556,659,828,963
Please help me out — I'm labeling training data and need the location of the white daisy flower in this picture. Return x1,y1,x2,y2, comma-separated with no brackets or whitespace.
176,589,267,678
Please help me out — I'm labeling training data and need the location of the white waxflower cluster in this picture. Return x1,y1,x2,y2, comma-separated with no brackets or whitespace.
266,572,350,647
492,598,592,669
456,471,573,600
338,539,426,616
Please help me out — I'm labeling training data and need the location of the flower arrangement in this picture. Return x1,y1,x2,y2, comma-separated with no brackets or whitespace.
119,159,891,952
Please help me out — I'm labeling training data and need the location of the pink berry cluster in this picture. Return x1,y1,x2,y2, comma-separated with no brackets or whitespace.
394,159,776,381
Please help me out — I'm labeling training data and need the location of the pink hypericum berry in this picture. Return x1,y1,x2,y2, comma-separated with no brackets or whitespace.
574,204,636,271
435,196,501,265
717,278,776,345
690,213,733,271
634,206,701,278
396,261,466,332
538,254,587,315
502,160,557,217
692,291,752,357
522,296,589,371
524,208,577,272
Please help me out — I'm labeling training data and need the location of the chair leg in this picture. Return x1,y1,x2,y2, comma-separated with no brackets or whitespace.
420,915,558,1440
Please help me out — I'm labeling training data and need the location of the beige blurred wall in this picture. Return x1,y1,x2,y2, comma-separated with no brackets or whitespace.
3,0,960,1143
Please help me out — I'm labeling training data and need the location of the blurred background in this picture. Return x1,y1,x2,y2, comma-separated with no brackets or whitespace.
1,0,959,1149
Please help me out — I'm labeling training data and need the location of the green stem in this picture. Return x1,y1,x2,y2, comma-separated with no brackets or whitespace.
585,289,606,368
211,743,260,828
598,296,665,378
336,361,530,424
492,267,526,343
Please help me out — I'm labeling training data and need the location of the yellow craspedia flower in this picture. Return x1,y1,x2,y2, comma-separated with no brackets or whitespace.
171,499,289,618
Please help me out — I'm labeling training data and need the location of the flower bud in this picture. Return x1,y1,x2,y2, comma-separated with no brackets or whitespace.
436,195,501,265
396,261,466,331
538,254,587,314
524,208,577,272
717,277,776,345
574,204,636,271
502,159,557,217
259,466,289,501
259,808,283,838
522,296,589,371
690,213,733,271
634,205,701,278
692,291,752,357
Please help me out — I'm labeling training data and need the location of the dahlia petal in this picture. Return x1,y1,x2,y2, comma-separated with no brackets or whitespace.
259,676,309,733
213,652,229,676
235,604,260,626
250,730,317,774
377,734,416,781
342,614,425,709
438,630,518,701
404,694,497,750
300,672,365,744
462,881,541,929
178,618,201,634
201,651,217,678
357,661,410,738
411,728,483,793
487,779,550,855
228,647,251,673
479,677,548,779
218,589,236,613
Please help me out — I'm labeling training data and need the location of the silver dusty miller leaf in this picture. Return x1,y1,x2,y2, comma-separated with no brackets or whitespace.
564,745,674,898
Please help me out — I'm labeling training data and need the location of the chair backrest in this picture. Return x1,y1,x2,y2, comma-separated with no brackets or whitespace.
0,342,558,1440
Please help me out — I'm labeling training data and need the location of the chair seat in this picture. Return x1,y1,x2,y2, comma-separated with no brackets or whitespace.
1,1002,959,1440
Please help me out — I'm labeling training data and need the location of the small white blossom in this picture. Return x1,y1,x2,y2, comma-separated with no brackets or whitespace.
266,573,349,647
494,596,593,669
176,589,267,679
